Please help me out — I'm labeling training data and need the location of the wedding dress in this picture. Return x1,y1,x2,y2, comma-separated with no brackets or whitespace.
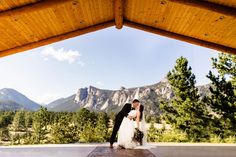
117,109,137,149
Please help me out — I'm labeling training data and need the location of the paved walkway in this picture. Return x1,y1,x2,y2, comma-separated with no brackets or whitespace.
0,143,236,157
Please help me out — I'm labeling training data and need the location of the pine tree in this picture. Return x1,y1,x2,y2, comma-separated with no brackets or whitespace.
147,121,158,142
94,112,109,142
0,112,14,128
79,120,95,142
160,56,210,141
204,53,236,137
211,53,236,86
74,108,98,142
32,107,49,144
0,127,10,141
25,111,33,130
75,108,97,135
51,115,78,144
12,110,26,131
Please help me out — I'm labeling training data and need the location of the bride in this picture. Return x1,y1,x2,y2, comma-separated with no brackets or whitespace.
117,104,147,149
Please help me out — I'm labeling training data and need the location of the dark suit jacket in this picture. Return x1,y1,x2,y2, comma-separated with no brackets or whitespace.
116,103,132,122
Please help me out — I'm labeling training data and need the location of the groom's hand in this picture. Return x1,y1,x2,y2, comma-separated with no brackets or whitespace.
128,116,133,120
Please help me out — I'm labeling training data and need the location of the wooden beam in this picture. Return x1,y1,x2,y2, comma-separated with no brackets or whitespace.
114,0,124,29
0,21,114,57
124,21,236,55
168,0,236,18
0,0,72,20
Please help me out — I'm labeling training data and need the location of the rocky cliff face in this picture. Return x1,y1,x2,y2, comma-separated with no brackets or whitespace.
71,83,165,114
49,78,209,115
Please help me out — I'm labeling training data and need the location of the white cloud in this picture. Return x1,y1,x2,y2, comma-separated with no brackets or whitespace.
41,46,82,64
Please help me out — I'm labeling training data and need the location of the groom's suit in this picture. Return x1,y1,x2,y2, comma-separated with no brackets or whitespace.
110,103,134,145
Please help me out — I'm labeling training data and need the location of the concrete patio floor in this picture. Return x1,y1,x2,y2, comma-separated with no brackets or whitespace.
0,143,235,157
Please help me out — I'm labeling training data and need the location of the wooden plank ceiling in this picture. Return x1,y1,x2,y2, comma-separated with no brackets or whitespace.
0,0,235,57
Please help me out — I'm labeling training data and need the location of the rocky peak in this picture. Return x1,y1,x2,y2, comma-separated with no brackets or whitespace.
49,80,210,114
88,86,97,93
120,86,126,91
75,87,88,102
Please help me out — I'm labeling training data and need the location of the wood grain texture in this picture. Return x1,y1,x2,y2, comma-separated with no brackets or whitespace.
124,0,236,54
114,0,124,29
205,0,236,8
0,21,114,57
0,0,114,55
0,0,236,56
125,21,236,54
168,0,236,17
0,0,40,12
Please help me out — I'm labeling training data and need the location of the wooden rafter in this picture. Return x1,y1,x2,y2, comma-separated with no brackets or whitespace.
0,0,235,57
124,21,236,55
0,21,114,57
168,0,236,18
114,0,124,29
0,0,70,19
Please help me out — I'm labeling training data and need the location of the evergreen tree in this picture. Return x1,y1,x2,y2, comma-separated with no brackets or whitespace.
211,53,236,86
32,107,49,144
51,115,78,144
160,57,210,141
147,121,158,142
12,110,26,131
75,108,97,135
204,53,236,137
0,112,14,128
93,112,109,142
79,120,95,142
25,111,33,130
0,127,10,141
74,108,101,142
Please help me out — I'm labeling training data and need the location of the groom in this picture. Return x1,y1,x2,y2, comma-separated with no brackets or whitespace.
109,99,140,148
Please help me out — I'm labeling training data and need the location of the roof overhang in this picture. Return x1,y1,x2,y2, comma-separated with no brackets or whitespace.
0,0,236,57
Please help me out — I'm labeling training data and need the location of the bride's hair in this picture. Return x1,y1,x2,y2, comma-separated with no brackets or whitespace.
139,105,144,120
133,99,140,103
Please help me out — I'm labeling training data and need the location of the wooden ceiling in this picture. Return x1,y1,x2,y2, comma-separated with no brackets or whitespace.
0,0,236,57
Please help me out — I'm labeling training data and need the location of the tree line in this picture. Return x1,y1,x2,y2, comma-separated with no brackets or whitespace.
0,108,110,145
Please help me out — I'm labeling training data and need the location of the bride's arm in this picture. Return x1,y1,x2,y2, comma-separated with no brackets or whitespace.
136,111,141,129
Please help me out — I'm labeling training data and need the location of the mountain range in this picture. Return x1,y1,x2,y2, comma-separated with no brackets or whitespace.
0,88,41,111
0,79,210,115
46,78,210,115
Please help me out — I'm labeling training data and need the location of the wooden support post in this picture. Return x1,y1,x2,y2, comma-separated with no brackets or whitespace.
0,21,114,57
114,0,124,29
124,21,236,55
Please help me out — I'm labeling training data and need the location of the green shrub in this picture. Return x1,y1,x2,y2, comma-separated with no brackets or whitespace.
160,130,188,142
223,136,236,143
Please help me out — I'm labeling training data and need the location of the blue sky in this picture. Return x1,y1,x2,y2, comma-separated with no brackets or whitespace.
0,26,219,104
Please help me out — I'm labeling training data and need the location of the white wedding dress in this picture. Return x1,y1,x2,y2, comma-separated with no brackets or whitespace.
118,110,137,149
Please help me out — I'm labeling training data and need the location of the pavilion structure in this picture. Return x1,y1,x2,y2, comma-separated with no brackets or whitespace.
0,0,236,58
0,1,236,157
